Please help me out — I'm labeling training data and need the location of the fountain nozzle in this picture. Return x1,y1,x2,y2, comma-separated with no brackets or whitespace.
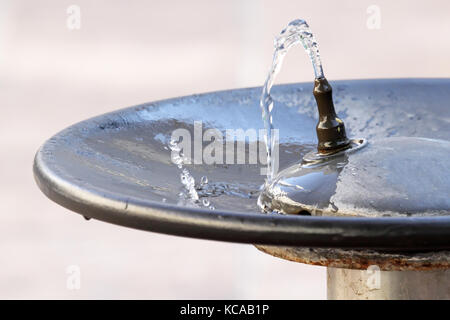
314,77,350,154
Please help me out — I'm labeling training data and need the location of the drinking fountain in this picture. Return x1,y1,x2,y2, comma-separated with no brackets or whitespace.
33,19,450,299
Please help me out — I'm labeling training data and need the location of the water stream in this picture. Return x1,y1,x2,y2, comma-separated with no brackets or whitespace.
260,19,324,183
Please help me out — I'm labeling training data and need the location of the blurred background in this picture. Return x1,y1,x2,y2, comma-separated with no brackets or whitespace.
0,0,449,299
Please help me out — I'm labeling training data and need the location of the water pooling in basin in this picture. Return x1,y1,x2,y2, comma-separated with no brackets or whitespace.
167,136,263,209
260,19,324,183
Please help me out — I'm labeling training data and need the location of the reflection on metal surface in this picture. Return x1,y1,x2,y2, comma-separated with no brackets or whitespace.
259,137,450,217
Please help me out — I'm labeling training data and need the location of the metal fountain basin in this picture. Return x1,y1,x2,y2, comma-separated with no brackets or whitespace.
33,79,450,270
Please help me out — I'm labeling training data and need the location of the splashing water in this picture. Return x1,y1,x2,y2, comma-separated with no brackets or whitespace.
168,138,200,205
168,137,260,208
168,139,218,208
260,19,324,183
200,176,208,185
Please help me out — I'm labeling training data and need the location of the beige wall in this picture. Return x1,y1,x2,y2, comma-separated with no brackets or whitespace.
0,0,448,298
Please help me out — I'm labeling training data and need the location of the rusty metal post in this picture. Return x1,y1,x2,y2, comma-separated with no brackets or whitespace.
327,267,450,300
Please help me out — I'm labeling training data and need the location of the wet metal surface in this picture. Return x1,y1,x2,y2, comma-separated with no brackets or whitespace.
259,137,450,217
34,79,450,253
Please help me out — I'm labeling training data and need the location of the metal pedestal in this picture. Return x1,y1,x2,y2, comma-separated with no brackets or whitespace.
327,267,450,300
